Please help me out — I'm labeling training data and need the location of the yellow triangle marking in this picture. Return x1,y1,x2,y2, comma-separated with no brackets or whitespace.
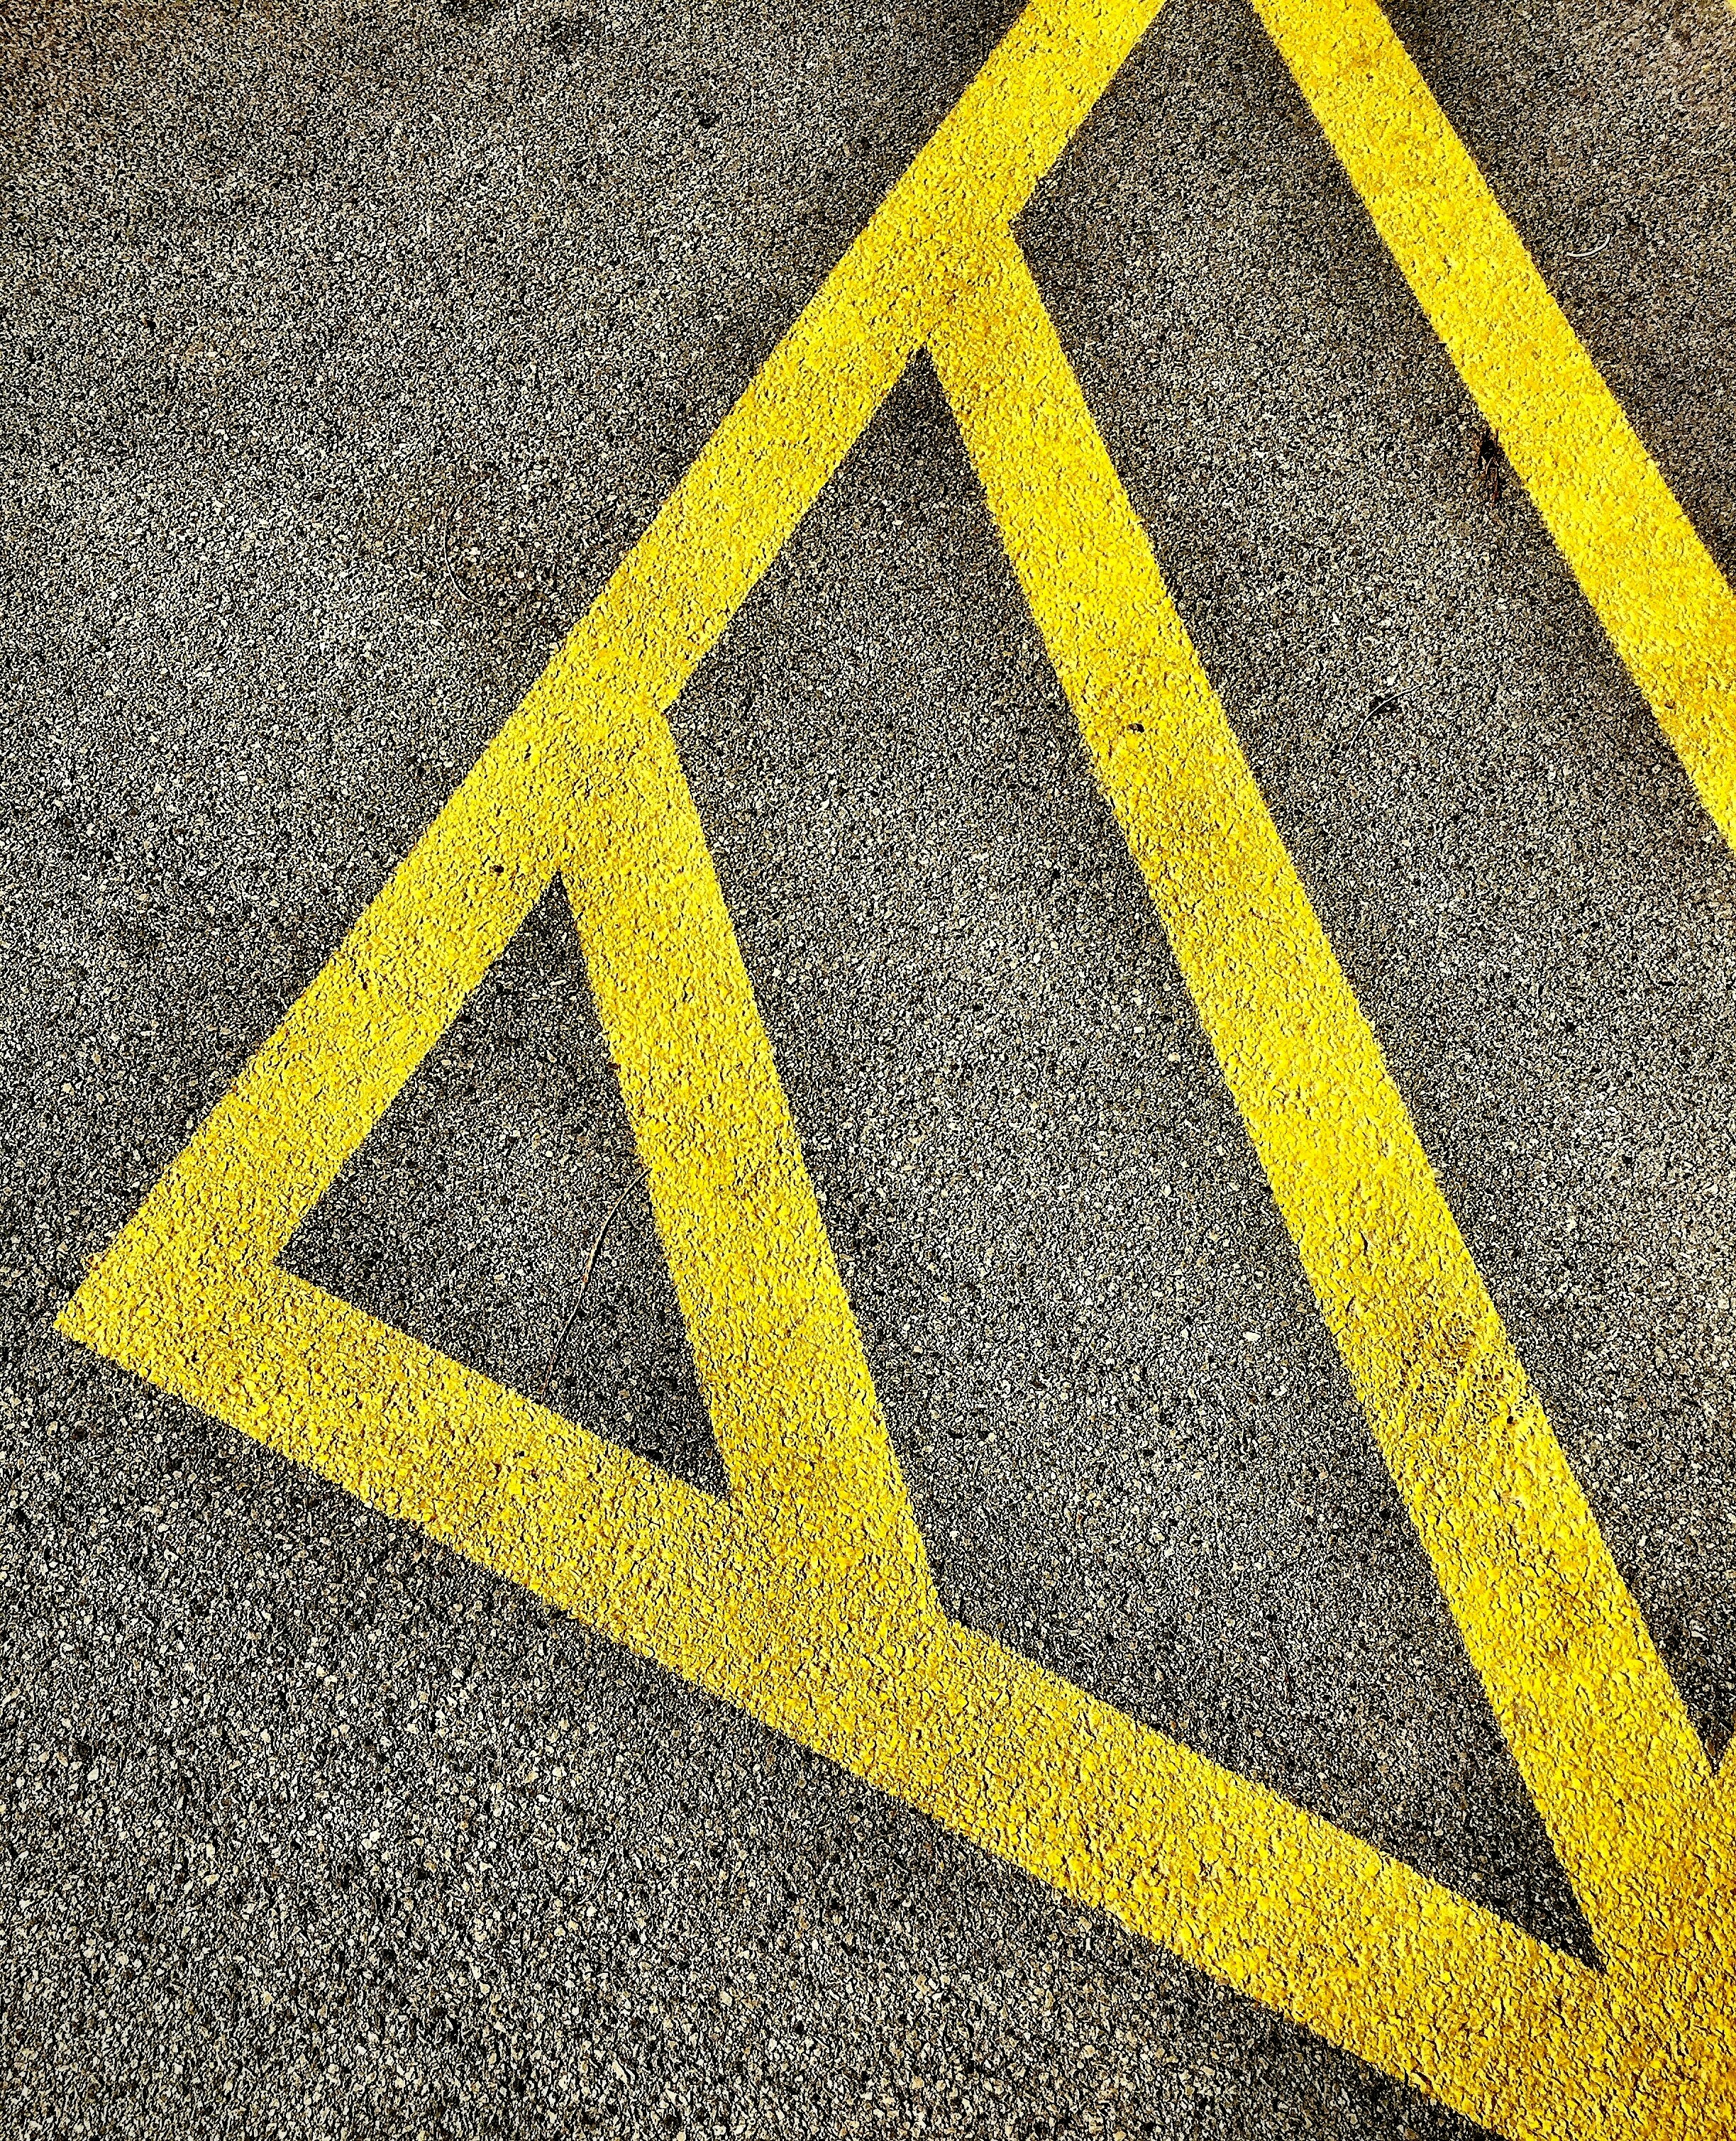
58,0,1736,2132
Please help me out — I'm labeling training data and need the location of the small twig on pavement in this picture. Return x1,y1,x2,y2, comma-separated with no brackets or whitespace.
1564,224,1618,260
538,1163,651,1403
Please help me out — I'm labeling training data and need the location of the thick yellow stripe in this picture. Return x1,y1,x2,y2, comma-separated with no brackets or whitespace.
68,1235,1630,2139
556,741,918,1570
927,231,1711,1979
1254,0,1736,844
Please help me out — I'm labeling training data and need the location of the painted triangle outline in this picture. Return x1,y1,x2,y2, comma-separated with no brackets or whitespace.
57,0,1736,2132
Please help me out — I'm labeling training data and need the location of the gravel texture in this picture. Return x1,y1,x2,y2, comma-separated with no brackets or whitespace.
4,0,1735,2134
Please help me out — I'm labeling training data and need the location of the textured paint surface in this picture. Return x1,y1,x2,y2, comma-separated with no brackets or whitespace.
55,0,1736,2133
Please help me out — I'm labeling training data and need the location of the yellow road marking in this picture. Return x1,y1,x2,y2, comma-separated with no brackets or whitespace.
1255,0,1736,846
929,230,1707,1983
57,0,1736,2132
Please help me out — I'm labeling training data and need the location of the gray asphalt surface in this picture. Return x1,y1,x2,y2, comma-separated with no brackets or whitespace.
4,0,1736,2133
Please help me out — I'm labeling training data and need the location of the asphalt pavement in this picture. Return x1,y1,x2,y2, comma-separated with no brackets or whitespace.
4,0,1736,2135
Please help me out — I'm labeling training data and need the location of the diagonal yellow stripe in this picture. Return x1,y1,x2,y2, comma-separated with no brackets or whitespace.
1254,0,1736,847
927,228,1712,1979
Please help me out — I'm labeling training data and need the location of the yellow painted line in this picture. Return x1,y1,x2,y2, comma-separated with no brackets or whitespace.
1254,0,1736,846
929,230,1710,1984
54,0,1736,2133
